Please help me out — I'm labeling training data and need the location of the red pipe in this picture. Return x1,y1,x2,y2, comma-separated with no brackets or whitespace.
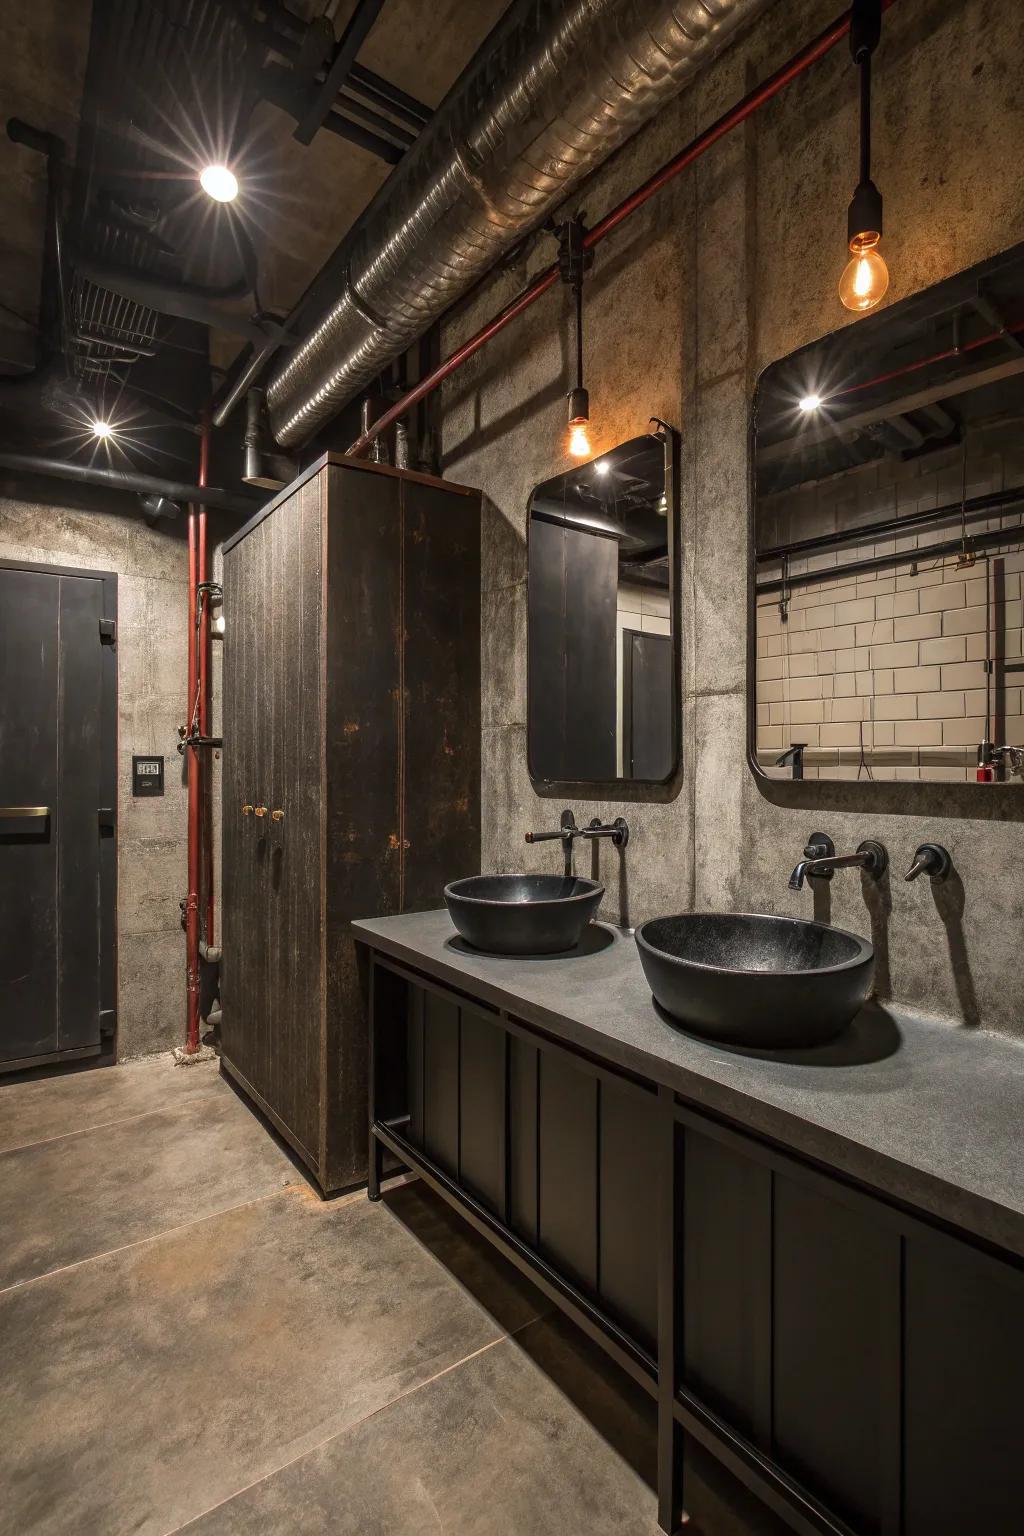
185,489,201,1054
348,3,889,458
198,415,214,948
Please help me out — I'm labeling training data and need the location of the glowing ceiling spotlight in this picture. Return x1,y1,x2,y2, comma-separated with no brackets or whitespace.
92,420,114,440
199,163,239,203
798,394,822,413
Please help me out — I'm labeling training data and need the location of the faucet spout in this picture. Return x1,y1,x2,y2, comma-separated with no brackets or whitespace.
789,861,811,892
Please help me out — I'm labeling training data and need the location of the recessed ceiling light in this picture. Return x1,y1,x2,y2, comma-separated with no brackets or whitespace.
798,394,822,413
92,420,114,439
199,164,239,203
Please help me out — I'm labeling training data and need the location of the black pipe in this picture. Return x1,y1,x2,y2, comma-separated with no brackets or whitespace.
0,452,261,515
73,259,290,349
756,521,1024,596
757,484,1024,563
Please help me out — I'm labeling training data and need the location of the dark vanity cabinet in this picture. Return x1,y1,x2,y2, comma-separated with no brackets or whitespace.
221,456,480,1194
364,950,1024,1536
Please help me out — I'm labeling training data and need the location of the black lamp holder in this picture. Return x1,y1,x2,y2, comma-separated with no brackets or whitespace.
848,0,883,247
556,214,592,422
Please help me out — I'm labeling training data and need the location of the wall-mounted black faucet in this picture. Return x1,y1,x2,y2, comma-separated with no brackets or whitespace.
525,809,629,878
788,831,888,892
775,743,807,780
904,843,952,882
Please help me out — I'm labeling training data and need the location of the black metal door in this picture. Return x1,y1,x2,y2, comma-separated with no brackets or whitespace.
623,629,673,780
0,562,116,1068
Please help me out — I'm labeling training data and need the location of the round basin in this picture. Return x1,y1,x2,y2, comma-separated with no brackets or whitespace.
444,873,604,955
636,911,873,1047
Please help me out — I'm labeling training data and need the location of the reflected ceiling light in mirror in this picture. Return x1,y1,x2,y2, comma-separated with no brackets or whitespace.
839,0,889,314
594,458,611,475
798,393,822,413
199,163,239,202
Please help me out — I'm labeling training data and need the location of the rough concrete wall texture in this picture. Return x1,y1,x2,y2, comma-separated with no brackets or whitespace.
0,487,188,1058
440,0,1024,1036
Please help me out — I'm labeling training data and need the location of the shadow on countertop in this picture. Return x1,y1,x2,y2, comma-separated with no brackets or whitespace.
652,997,903,1068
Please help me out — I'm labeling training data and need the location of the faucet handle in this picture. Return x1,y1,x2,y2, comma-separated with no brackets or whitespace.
856,839,888,879
803,831,835,874
904,843,951,882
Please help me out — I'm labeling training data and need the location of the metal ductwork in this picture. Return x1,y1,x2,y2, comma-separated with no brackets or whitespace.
266,0,772,447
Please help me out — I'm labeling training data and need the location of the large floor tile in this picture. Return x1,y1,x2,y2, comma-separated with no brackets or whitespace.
0,1183,546,1536
180,1311,661,1535
0,1055,220,1153
0,1086,298,1288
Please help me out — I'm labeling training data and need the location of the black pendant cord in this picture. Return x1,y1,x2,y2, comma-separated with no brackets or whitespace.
859,51,871,185
575,279,584,394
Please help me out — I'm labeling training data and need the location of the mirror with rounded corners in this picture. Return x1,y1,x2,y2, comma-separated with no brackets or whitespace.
751,240,1024,785
528,426,680,789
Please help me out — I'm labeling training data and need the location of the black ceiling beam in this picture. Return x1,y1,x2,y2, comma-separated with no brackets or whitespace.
348,63,431,129
293,0,388,146
261,65,404,165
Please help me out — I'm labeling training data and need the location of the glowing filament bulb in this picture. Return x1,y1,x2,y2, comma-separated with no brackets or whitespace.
839,234,889,312
568,422,591,458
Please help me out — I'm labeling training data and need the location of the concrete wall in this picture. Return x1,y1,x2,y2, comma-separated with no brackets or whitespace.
0,484,190,1058
440,0,1024,1036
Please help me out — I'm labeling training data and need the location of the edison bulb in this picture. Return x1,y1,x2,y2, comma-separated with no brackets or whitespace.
839,240,889,312
568,422,591,458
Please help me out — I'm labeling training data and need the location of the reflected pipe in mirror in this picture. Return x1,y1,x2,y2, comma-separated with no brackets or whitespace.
750,237,1024,787
527,423,680,790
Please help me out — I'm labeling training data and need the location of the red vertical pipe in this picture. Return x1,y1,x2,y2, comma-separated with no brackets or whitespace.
197,415,214,947
185,480,201,1053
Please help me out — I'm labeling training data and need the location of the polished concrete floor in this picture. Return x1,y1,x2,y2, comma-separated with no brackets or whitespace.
0,1055,672,1536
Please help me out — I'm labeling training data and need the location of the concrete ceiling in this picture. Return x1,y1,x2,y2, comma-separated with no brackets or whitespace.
0,0,511,389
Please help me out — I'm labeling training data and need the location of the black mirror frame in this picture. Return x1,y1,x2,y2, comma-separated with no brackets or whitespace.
526,422,682,801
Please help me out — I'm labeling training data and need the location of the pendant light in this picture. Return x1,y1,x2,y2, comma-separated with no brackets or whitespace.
839,0,889,313
558,215,593,458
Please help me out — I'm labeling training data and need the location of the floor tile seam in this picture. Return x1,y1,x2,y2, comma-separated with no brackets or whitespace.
159,1334,512,1536
0,1084,223,1158
0,1182,300,1300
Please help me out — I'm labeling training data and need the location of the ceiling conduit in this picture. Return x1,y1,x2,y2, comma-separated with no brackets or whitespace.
266,0,774,447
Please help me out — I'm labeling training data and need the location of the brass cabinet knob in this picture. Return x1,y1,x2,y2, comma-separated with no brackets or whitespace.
271,809,284,822
254,805,268,818
242,804,254,816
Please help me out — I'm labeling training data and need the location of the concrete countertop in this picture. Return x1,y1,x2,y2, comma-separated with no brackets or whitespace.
353,907,1024,1261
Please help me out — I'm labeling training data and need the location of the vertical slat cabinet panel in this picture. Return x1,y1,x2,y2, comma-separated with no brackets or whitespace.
221,521,265,1092
772,1174,901,1536
681,1127,771,1444
903,1232,1024,1534
508,1034,538,1246
56,575,104,1051
400,478,481,910
323,464,402,1190
458,1005,505,1216
406,985,424,1149
264,479,322,1160
598,1080,659,1354
421,989,460,1177
537,1049,599,1293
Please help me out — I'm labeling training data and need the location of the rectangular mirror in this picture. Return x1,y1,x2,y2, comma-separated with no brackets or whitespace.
751,241,1024,784
528,428,679,788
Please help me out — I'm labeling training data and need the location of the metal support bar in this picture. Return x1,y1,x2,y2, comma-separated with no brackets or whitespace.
261,64,405,163
293,0,387,145
0,452,260,515
757,521,1024,597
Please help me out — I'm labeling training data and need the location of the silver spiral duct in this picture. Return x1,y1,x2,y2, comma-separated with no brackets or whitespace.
266,0,772,447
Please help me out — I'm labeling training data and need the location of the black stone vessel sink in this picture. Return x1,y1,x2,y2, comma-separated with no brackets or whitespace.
636,912,873,1048
444,873,604,955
